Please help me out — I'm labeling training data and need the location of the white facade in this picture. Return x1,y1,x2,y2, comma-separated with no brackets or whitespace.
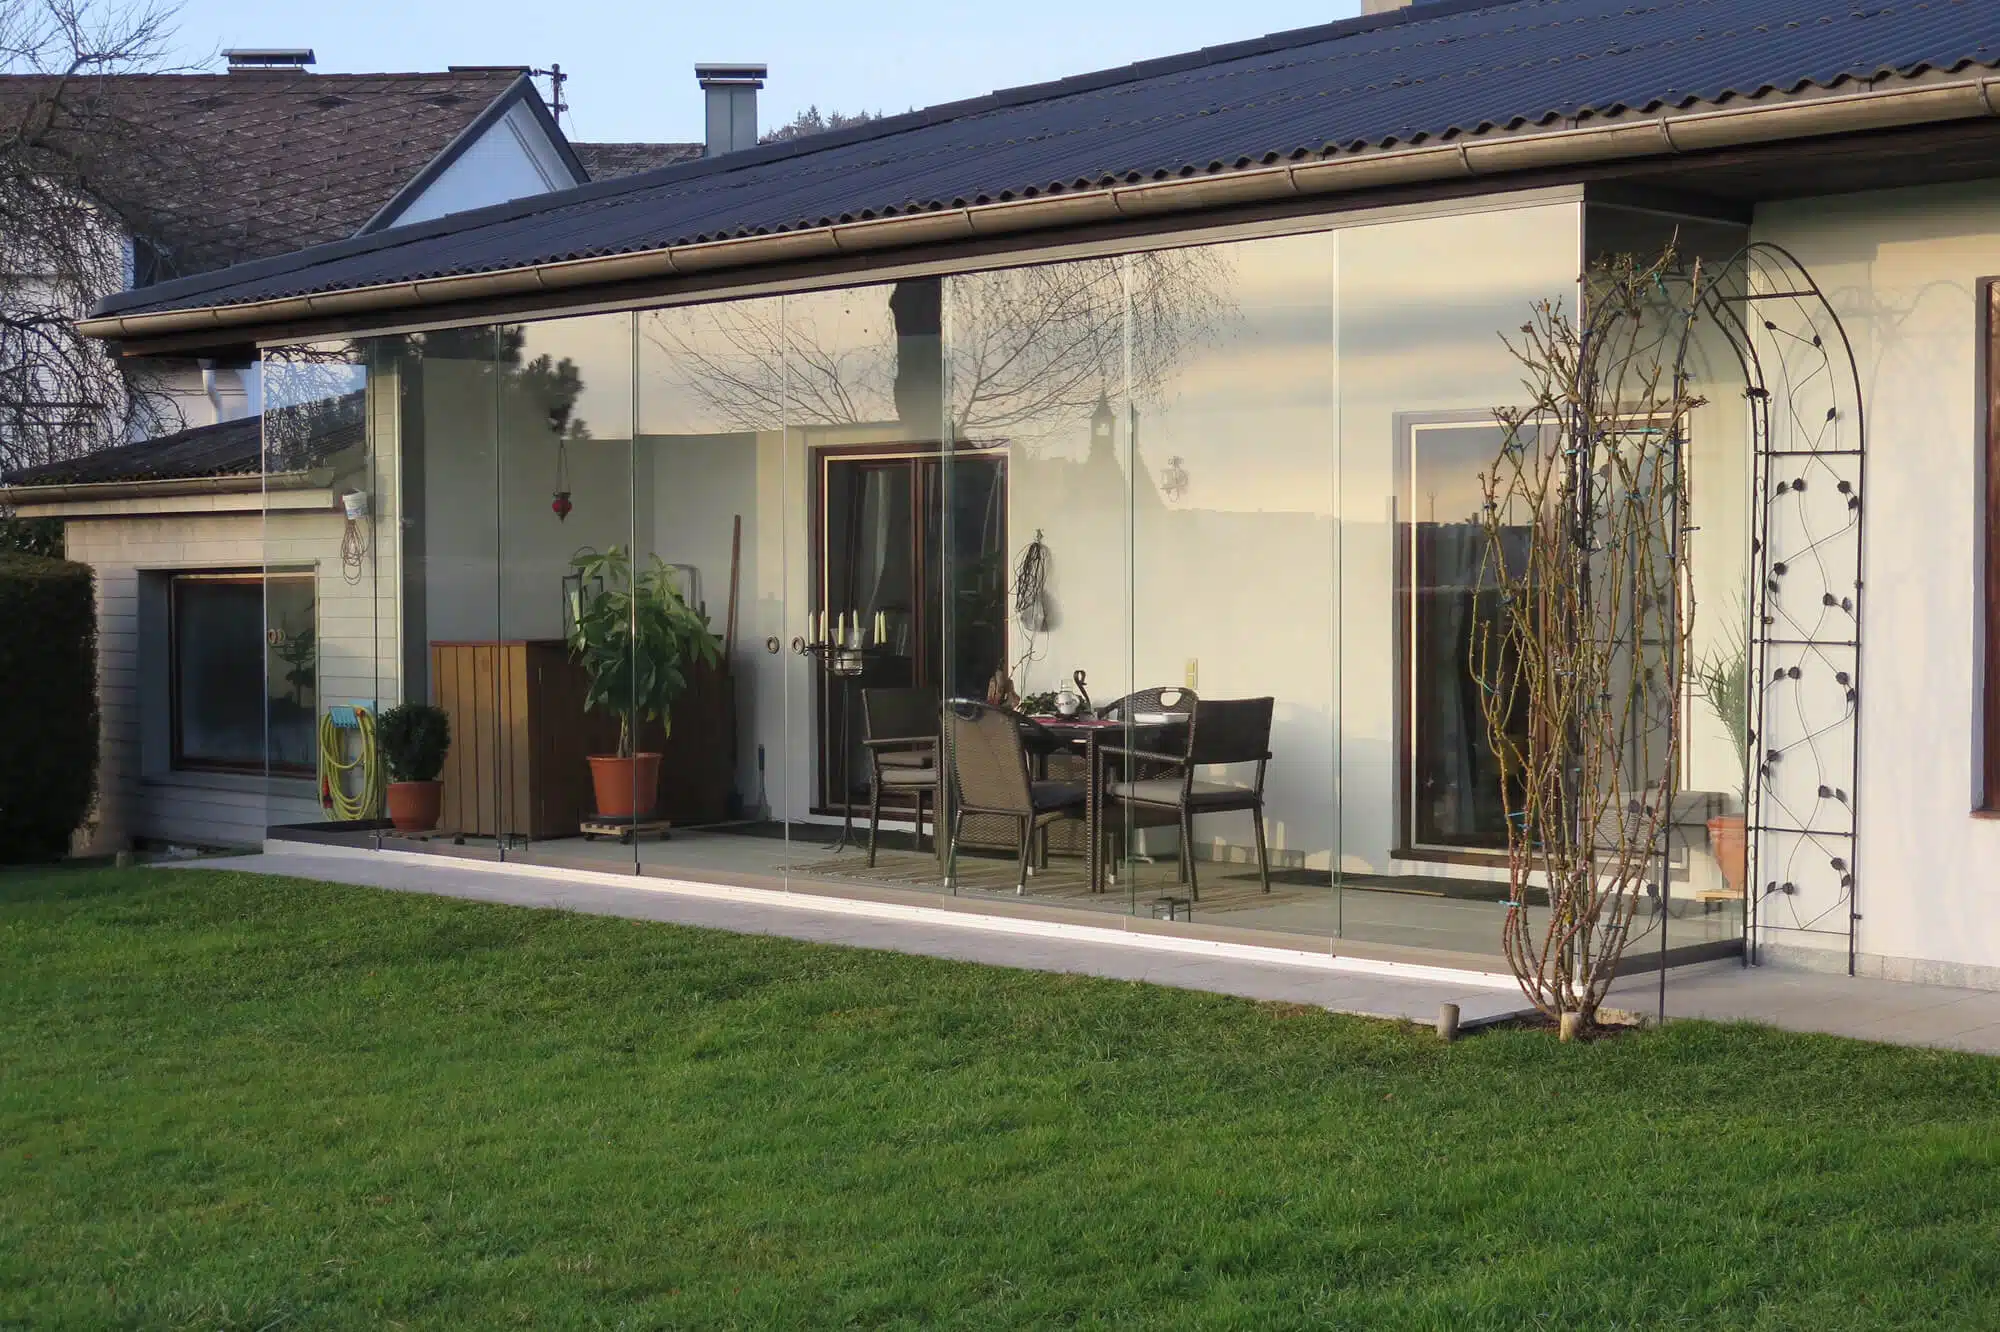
1755,179,2000,986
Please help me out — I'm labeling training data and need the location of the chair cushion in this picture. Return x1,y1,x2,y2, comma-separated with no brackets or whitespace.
878,749,934,769
1030,780,1086,812
880,765,940,789
1107,777,1256,808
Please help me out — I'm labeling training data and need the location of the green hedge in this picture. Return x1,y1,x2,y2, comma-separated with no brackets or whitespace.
0,555,98,861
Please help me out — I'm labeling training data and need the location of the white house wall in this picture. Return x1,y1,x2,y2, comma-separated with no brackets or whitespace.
1755,179,2000,985
387,100,579,231
46,491,384,852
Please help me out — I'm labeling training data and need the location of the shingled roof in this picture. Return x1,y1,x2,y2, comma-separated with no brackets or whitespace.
0,393,366,489
85,0,2000,330
0,68,538,277
575,141,703,181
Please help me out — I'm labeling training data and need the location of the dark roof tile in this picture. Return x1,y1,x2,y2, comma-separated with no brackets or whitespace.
97,0,2000,319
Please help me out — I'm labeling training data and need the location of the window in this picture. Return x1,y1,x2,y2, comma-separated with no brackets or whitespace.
1985,281,2000,809
1396,417,1529,853
170,572,316,773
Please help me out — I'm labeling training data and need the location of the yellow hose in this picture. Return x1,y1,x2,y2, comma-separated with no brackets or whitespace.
318,707,384,821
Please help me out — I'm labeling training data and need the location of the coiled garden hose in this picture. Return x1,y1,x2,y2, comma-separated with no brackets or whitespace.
318,706,384,821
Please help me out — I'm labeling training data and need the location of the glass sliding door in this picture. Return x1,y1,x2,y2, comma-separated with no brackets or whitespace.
261,341,381,846
1127,231,1338,931
943,258,1131,906
492,313,637,867
636,297,794,881
384,325,505,856
1336,202,1584,958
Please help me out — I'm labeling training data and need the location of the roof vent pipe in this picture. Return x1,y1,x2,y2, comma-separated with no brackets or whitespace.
224,48,316,72
695,63,766,156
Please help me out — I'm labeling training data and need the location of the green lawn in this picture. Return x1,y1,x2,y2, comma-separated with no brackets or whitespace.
4,869,2000,1330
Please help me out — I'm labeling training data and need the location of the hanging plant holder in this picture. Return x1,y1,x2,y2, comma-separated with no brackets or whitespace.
552,433,573,521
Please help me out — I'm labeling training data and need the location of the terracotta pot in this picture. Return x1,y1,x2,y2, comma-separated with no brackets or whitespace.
385,780,442,833
1707,813,1747,899
588,753,662,819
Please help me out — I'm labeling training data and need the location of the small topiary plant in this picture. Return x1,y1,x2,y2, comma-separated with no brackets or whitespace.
375,703,451,783
0,553,98,861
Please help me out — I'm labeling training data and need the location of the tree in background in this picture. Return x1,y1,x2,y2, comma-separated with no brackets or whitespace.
759,105,881,145
0,0,184,476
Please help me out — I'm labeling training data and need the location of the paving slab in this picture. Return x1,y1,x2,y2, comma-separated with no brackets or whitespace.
1607,960,2000,1054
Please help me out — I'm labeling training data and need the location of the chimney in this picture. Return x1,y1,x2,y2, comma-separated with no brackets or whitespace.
1360,0,1412,12
695,63,767,156
223,48,316,72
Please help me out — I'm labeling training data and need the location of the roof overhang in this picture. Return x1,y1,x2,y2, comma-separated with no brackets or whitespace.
77,71,2000,353
0,469,332,514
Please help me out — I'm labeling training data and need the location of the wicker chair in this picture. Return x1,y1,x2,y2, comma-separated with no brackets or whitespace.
1105,696,1274,900
1095,687,1198,883
1095,686,1197,724
943,700,1088,894
862,687,939,868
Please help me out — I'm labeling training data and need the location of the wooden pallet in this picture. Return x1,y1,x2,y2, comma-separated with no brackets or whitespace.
579,818,673,845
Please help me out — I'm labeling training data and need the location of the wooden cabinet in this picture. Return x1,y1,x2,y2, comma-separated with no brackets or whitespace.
429,640,734,840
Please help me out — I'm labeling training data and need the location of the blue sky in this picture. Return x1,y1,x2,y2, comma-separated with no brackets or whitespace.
163,0,1364,144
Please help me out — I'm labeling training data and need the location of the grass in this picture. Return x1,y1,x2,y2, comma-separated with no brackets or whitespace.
4,868,2000,1330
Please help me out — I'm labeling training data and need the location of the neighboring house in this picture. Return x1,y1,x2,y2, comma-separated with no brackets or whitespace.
0,54,724,853
50,0,2000,992
0,50,702,438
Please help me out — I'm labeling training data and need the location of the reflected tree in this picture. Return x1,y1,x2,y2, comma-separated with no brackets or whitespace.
644,248,1229,448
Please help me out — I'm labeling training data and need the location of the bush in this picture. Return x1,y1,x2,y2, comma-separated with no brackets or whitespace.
0,554,97,861
375,703,450,783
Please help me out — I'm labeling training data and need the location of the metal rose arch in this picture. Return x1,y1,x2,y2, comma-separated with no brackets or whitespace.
1698,243,1867,975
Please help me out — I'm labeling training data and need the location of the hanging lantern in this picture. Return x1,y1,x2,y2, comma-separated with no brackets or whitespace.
552,433,572,521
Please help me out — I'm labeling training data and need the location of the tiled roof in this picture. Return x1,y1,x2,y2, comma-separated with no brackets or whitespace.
576,141,704,180
0,69,529,276
94,0,2000,320
1,415,264,486
0,393,364,487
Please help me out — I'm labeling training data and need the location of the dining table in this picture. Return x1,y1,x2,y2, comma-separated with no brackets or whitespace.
1020,711,1191,893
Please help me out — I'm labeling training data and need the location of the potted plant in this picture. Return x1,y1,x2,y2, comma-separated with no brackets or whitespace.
1694,622,1751,898
566,546,723,821
376,703,451,833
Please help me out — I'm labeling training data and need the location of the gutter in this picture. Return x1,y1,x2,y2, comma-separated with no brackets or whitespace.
76,73,2000,342
0,468,330,506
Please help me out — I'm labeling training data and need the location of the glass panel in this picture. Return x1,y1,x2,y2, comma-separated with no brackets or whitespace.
778,282,946,890
1585,206,1753,960
382,326,504,857
262,342,377,846
1128,232,1338,932
490,313,637,868
1336,203,1584,959
635,296,793,881
945,258,1131,907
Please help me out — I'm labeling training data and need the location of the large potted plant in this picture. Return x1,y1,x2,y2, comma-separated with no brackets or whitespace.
376,703,451,832
567,546,723,820
1694,623,1750,899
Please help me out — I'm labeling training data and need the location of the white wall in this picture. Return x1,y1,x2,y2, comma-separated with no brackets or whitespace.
37,493,364,850
1755,179,2000,982
386,99,580,231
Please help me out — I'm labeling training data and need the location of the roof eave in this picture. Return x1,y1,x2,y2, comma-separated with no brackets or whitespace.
0,468,330,506
76,74,2000,345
